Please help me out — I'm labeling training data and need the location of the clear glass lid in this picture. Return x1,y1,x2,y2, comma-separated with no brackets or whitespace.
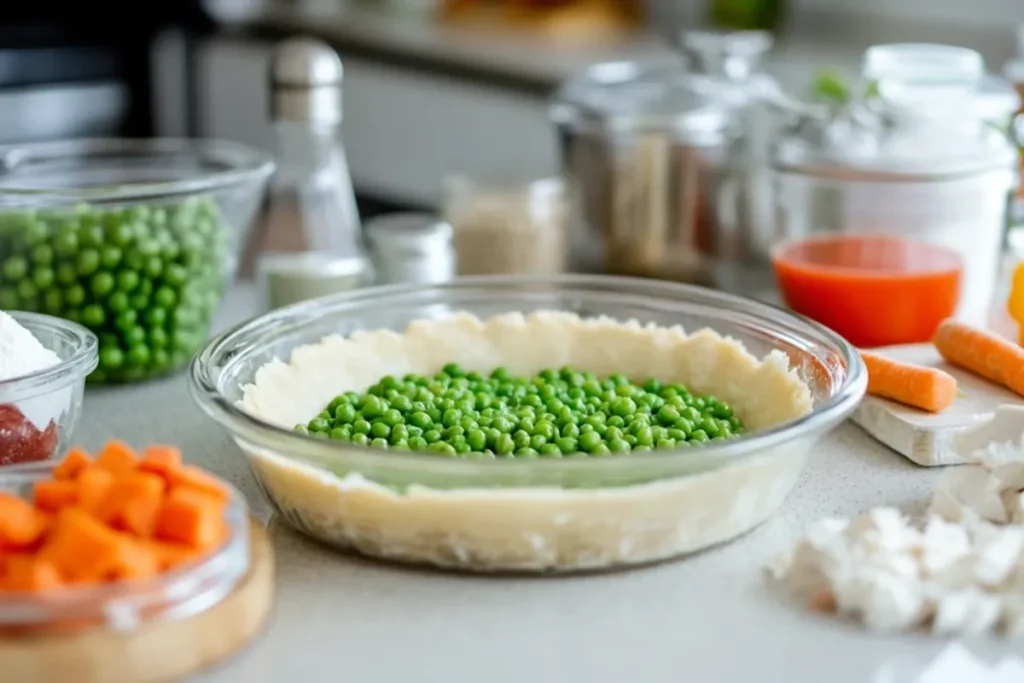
775,43,1019,179
551,60,732,140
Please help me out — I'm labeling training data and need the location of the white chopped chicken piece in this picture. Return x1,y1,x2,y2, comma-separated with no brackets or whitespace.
971,524,1024,587
931,588,1003,635
930,467,1009,524
999,596,1024,638
832,567,928,632
918,516,972,576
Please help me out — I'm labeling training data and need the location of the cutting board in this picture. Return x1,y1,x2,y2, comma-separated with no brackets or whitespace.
850,343,1024,466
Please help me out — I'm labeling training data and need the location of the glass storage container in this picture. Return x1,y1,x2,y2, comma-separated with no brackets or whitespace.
443,175,568,276
772,44,1020,327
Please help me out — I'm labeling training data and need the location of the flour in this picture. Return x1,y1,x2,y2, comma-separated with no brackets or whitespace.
0,311,70,431
0,311,61,381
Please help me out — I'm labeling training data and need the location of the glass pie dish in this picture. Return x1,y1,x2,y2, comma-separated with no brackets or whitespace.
190,275,866,573
0,461,250,634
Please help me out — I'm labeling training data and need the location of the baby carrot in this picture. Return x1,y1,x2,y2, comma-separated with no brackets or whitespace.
859,350,958,413
933,319,1024,398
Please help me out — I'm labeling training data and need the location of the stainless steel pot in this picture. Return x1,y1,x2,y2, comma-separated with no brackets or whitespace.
772,44,1020,326
551,31,778,286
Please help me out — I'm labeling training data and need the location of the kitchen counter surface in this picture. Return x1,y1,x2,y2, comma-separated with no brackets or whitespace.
74,284,1017,683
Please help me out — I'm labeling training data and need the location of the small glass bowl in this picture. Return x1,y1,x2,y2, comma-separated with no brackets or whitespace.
0,461,250,634
772,234,964,348
190,275,866,573
0,138,274,384
0,311,98,466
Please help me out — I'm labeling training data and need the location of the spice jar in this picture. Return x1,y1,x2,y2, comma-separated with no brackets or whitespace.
364,213,455,285
443,176,568,276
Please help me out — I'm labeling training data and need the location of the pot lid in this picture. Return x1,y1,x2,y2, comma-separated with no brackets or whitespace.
775,44,1019,180
551,60,733,141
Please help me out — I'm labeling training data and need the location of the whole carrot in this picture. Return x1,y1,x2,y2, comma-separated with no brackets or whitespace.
933,318,1024,398
859,350,958,413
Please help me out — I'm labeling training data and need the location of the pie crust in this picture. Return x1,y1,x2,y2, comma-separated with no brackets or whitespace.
238,311,816,572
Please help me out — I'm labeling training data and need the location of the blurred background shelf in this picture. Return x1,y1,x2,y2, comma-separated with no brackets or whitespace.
0,0,1019,216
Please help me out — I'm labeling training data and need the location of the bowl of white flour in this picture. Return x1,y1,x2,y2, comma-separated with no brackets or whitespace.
0,311,97,466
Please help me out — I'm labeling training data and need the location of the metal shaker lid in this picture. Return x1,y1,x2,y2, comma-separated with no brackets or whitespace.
365,213,454,253
551,59,733,143
269,37,344,124
774,43,1018,181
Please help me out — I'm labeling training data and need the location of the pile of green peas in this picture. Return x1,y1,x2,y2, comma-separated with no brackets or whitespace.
0,197,228,383
299,363,745,458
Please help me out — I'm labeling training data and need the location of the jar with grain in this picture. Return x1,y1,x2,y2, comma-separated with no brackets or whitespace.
443,175,569,276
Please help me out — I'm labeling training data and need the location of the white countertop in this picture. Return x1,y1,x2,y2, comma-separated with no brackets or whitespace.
73,285,1022,683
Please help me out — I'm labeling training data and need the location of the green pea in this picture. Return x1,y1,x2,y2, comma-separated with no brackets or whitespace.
608,438,631,453
657,405,681,425
2,255,27,280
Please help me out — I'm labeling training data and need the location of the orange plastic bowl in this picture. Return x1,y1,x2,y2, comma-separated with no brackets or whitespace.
771,234,963,348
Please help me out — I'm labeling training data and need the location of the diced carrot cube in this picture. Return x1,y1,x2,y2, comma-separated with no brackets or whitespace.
0,493,49,550
1,555,63,592
33,480,79,513
53,448,92,480
39,508,126,582
172,465,231,502
94,440,138,475
155,487,227,549
106,536,160,581
95,472,166,537
76,467,116,514
137,445,183,483
143,539,198,571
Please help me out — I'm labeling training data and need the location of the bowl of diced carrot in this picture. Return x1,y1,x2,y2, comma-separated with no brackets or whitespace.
0,441,249,633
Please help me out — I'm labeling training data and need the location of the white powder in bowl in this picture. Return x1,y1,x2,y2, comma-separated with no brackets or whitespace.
0,311,68,431
0,311,61,380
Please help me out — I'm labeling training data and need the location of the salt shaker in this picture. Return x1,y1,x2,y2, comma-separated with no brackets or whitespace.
256,37,372,310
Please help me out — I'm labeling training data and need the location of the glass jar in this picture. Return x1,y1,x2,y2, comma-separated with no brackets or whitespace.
442,175,569,276
772,44,1019,326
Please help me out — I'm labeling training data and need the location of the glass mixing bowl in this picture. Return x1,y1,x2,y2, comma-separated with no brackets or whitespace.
190,275,866,573
0,311,98,467
0,138,274,384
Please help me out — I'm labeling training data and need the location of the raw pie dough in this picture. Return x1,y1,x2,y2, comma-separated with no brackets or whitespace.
240,311,815,572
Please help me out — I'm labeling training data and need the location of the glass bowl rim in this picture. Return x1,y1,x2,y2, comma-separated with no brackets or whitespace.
0,311,99,393
0,460,250,628
0,138,275,205
190,274,868,477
